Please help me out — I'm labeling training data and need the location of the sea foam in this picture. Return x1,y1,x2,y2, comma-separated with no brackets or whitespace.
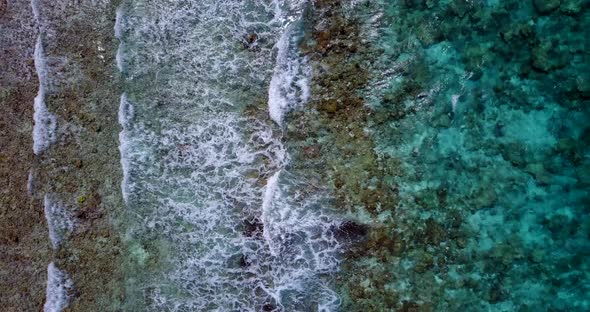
268,22,311,126
117,0,342,310
43,195,74,250
114,6,123,39
32,35,58,155
117,93,133,204
114,6,124,72
30,0,41,22
260,170,344,310
43,262,72,312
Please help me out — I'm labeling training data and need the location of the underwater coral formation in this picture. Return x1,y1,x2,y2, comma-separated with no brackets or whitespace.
314,0,590,310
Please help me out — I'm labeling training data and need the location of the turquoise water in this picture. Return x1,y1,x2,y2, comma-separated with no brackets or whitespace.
110,0,590,310
336,0,590,310
34,0,587,310
116,0,345,310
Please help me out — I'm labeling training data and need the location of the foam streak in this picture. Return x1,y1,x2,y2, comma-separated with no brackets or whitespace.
44,263,72,312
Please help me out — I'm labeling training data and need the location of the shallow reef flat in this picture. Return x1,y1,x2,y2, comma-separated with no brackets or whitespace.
1,0,588,311
297,0,590,310
2,0,126,311
0,0,47,309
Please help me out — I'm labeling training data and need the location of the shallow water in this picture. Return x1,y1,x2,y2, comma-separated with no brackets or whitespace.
8,0,588,310
338,1,590,310
116,0,347,310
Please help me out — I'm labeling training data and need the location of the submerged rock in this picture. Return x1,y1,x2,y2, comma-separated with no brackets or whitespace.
473,187,497,208
525,163,552,184
412,250,434,273
560,0,584,14
532,41,569,72
576,164,590,184
533,0,561,14
449,0,473,17
245,33,257,44
0,0,6,17
331,221,368,242
302,144,322,158
577,74,590,96
317,99,338,113
242,218,263,238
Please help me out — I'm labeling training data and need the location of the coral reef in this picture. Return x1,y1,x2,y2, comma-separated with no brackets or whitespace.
2,1,126,310
0,1,50,309
3,0,588,310
286,0,590,310
332,0,590,310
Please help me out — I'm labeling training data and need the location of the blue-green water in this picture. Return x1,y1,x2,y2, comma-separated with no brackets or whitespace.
28,0,588,310
115,0,589,310
116,0,344,310
335,0,590,310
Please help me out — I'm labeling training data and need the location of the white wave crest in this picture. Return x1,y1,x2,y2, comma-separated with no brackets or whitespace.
32,35,58,155
116,0,343,310
44,194,74,250
268,21,311,126
44,263,73,312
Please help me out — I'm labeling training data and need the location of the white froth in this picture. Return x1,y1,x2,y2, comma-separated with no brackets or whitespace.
115,44,124,72
31,0,41,23
117,129,130,204
114,6,124,72
267,21,311,126
258,171,344,310
273,0,308,23
262,170,281,255
297,75,311,103
27,169,35,195
117,0,341,309
117,94,133,204
268,63,288,125
44,262,72,312
114,6,123,39
317,285,342,312
116,5,129,203
118,93,134,126
43,195,74,250
451,94,460,113
272,0,283,23
33,91,58,154
32,35,58,155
